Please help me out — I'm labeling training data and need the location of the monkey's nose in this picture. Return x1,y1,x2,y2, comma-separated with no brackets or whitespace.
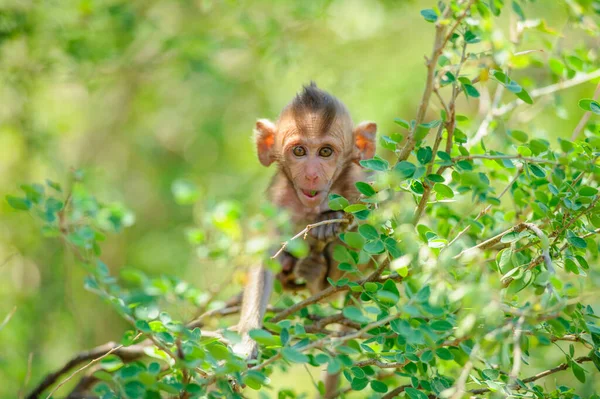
305,174,318,182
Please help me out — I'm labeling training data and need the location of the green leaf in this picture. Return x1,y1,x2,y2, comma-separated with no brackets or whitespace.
463,83,480,98
358,224,379,240
135,320,151,333
433,183,454,199
431,320,454,331
355,182,376,197
343,232,365,249
405,387,429,399
282,347,309,363
508,129,528,143
515,88,533,105
579,99,600,115
364,240,385,254
342,306,369,323
436,348,454,360
249,329,280,346
328,194,349,211
20,184,44,204
344,204,367,213
437,151,452,162
171,179,200,205
410,180,424,195
426,174,444,183
393,118,410,129
567,235,587,249
420,9,438,22
579,186,598,196
528,164,546,178
500,231,521,243
100,355,124,372
417,147,433,164
512,0,525,20
572,361,586,383
351,378,369,391
394,161,416,179
592,350,600,372
370,380,388,393
338,262,355,272
482,369,499,380
46,179,62,192
6,195,32,211
549,58,565,75
464,30,480,44
360,157,389,171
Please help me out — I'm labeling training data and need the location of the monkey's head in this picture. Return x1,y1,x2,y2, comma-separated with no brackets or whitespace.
255,83,377,208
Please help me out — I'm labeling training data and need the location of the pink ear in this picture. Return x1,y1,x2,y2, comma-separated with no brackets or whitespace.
354,121,377,162
254,119,277,167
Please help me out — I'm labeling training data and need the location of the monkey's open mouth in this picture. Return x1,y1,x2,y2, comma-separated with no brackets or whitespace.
301,189,321,199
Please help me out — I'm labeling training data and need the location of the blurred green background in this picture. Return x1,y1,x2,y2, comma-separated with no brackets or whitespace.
0,0,595,397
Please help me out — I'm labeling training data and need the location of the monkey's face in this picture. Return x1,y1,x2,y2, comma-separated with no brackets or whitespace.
254,84,377,209
282,134,345,208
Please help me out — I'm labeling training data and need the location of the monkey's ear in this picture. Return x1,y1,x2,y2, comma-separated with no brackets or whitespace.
254,119,277,167
353,121,377,162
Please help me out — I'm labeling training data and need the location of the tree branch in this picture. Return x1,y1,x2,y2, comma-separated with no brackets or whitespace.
470,356,593,395
272,218,351,259
270,264,399,323
397,0,475,161
572,82,600,140
452,154,558,165
453,223,527,259
493,69,600,117
27,338,148,399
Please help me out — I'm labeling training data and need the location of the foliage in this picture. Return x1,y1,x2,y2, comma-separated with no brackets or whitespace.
4,0,600,398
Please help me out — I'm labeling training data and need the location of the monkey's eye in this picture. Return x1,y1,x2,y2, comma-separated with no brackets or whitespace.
292,146,306,157
319,147,333,157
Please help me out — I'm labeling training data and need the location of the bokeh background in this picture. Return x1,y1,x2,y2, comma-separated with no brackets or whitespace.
0,0,596,397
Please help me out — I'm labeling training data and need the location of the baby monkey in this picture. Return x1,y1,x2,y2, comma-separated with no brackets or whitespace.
235,82,376,360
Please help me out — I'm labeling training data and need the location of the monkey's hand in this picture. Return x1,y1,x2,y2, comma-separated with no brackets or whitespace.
309,210,351,242
295,252,328,294
275,251,303,290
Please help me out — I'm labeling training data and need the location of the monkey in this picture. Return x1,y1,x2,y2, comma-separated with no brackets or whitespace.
234,82,376,394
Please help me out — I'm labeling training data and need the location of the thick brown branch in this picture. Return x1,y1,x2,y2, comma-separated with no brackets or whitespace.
397,0,475,161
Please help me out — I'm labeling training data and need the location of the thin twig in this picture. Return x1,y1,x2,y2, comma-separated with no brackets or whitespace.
0,306,17,331
453,223,526,259
571,82,600,140
494,69,600,117
18,353,33,399
470,356,592,395
44,333,143,399
523,223,553,273
444,168,522,251
452,154,558,164
271,219,350,259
